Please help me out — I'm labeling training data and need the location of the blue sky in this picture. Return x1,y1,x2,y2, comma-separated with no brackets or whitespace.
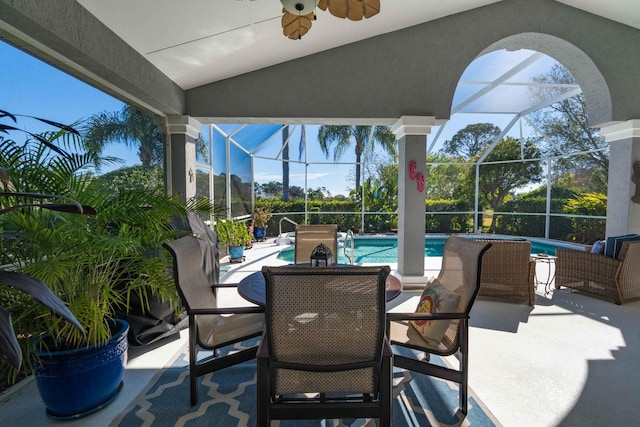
1,41,138,171
2,40,548,196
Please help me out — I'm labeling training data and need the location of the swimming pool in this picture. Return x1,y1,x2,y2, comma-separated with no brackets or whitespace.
276,235,581,264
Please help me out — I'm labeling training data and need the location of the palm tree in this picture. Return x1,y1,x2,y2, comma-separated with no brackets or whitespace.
282,124,307,201
83,105,164,169
282,125,289,201
317,125,396,191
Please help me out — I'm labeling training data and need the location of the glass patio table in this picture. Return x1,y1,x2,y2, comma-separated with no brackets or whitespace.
238,265,402,306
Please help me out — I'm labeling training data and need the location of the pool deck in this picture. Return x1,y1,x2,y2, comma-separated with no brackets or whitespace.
2,237,638,427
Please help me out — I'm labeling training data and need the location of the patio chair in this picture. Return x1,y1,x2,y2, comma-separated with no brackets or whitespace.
114,213,220,347
294,224,338,264
257,265,392,426
387,235,491,415
171,212,221,284
555,240,640,304
163,236,264,406
474,239,536,306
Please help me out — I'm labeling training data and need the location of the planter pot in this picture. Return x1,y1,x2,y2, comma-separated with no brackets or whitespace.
32,319,129,419
228,245,245,261
253,226,267,241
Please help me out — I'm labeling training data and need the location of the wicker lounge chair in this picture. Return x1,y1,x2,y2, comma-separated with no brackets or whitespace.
163,236,264,405
555,240,640,304
294,224,338,264
387,235,491,415
258,265,392,426
474,239,536,306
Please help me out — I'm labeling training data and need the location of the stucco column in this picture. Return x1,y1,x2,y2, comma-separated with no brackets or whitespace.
392,116,436,286
600,120,640,237
166,116,201,201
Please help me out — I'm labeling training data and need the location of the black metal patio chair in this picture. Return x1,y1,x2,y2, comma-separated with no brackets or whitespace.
257,265,392,426
163,235,264,406
387,235,491,415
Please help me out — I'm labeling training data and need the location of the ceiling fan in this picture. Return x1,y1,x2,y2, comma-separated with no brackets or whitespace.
281,0,380,40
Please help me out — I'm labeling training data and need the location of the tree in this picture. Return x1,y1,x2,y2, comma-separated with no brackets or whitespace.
472,137,543,232
442,123,501,159
281,124,307,202
425,153,469,200
317,125,396,191
98,165,164,194
258,181,283,197
281,125,289,201
83,105,164,169
528,64,608,192
307,187,328,200
288,185,305,199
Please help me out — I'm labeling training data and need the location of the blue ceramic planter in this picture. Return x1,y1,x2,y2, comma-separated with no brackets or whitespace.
253,226,267,241
33,319,129,419
228,245,245,261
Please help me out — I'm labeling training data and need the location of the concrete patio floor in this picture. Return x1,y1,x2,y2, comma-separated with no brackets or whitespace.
1,238,639,426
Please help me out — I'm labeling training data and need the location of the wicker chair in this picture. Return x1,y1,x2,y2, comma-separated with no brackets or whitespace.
555,240,640,304
257,265,392,426
294,224,338,264
475,239,536,306
387,235,491,415
163,236,264,405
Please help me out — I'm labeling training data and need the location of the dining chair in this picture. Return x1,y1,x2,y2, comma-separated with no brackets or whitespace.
163,235,264,405
257,265,392,426
294,224,338,263
387,235,491,415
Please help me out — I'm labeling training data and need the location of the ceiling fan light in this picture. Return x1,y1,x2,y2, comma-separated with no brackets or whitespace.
281,0,319,15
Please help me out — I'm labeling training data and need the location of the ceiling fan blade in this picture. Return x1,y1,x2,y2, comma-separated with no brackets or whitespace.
282,10,314,40
360,0,380,19
321,0,380,21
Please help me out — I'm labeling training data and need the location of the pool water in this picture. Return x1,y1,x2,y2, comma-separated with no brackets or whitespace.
277,236,565,264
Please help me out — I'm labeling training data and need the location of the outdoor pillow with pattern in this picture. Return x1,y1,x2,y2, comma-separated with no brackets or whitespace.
410,277,460,345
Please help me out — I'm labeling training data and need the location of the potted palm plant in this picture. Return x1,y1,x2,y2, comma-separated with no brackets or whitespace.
0,111,184,417
216,219,252,262
0,190,87,372
21,209,174,418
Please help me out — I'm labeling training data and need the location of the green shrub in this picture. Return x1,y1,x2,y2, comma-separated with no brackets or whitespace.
564,193,606,243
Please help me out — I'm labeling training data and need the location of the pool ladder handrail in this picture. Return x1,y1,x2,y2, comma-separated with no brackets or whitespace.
343,229,355,264
278,216,298,238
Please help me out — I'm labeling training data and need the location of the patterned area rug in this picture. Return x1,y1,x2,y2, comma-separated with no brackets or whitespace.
111,339,499,426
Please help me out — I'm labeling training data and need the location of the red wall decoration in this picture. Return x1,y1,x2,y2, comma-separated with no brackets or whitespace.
408,160,424,192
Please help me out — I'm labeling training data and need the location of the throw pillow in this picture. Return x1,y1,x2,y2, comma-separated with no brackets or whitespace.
604,234,636,258
590,240,606,254
605,234,640,259
410,277,461,345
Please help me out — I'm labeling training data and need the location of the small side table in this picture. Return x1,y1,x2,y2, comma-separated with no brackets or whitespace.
531,254,558,295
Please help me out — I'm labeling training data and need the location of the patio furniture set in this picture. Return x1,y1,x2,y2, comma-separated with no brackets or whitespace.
163,224,493,425
162,220,640,424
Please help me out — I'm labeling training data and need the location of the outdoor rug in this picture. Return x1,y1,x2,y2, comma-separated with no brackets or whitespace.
111,338,499,426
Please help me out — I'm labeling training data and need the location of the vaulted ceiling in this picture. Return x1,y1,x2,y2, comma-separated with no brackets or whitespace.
76,0,640,90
